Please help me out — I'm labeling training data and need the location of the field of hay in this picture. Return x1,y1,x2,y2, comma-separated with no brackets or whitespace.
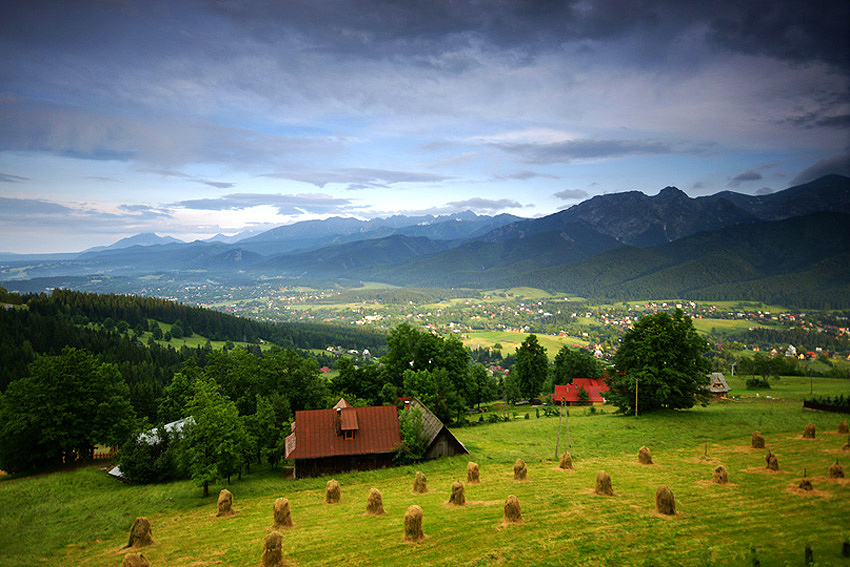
1,392,849,567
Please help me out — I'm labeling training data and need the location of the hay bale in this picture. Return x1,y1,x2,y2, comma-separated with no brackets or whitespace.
448,481,466,506
751,431,765,448
765,451,779,471
503,495,523,524
272,497,293,529
558,452,573,470
838,421,849,434
126,517,154,549
843,437,850,452
325,479,341,504
403,505,425,543
261,531,285,567
595,470,613,496
797,478,813,491
638,446,653,465
655,485,675,516
216,488,234,517
412,471,428,493
712,465,729,484
829,461,845,479
122,553,150,567
467,461,480,483
513,458,527,480
366,488,384,515
802,423,816,439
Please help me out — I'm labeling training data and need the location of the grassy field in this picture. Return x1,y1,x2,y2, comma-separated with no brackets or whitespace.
463,331,589,358
2,393,849,567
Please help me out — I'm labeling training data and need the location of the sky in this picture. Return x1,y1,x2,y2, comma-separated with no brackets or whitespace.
1,0,848,253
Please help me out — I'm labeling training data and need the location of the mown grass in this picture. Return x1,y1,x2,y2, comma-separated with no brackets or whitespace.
2,397,849,567
463,331,589,358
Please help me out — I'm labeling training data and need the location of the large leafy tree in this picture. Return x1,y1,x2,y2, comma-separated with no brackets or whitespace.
513,334,549,399
0,347,137,473
186,375,248,496
382,323,475,420
608,309,711,413
552,346,602,387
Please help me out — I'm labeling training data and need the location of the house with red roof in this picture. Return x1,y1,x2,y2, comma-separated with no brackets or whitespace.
552,378,610,406
285,399,402,478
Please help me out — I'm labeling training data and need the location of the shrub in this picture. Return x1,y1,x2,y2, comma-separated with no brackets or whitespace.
746,377,771,389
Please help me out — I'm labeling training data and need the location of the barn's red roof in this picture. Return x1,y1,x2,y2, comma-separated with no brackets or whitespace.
552,378,610,403
285,403,401,460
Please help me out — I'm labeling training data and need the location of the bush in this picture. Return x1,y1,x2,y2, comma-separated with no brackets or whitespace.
746,377,771,390
118,426,189,483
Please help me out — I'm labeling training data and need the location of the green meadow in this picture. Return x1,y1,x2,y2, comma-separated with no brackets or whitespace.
3,385,849,567
463,331,589,358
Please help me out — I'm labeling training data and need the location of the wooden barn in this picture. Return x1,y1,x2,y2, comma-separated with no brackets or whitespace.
285,399,402,479
405,397,469,460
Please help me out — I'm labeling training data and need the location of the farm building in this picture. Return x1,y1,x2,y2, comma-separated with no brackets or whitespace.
404,397,468,460
552,378,610,405
706,372,731,397
285,399,402,478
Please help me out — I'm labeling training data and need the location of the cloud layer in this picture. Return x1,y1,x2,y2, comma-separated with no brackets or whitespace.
0,0,847,252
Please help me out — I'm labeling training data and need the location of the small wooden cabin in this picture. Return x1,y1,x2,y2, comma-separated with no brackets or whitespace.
405,397,468,460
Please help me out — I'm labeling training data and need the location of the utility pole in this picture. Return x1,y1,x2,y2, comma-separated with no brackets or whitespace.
555,397,563,458
635,376,639,417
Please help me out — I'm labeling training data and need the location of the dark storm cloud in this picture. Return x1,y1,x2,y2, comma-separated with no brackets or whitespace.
705,0,850,68
258,168,451,189
172,193,354,215
727,170,763,187
208,0,849,69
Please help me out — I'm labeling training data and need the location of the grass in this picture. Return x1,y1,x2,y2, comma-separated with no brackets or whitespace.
691,317,772,334
728,374,850,401
2,397,849,567
463,331,589,358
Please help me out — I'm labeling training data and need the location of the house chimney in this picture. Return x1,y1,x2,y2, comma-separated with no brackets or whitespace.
336,407,342,435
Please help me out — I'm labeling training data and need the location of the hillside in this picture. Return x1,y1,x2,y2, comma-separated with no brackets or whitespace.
512,211,850,307
2,395,848,566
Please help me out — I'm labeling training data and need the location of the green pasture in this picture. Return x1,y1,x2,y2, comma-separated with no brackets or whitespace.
691,317,772,334
3,397,849,567
727,374,850,401
134,323,269,352
463,331,590,357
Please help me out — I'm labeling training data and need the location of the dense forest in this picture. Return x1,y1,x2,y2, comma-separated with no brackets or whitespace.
0,289,386,418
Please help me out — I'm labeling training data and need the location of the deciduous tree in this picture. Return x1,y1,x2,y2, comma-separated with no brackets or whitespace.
608,309,711,413
513,334,549,399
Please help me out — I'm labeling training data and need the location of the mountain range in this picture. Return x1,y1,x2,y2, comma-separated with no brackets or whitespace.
2,174,849,307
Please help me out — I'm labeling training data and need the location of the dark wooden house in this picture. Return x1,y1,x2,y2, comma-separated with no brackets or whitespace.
405,397,468,460
285,399,401,478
